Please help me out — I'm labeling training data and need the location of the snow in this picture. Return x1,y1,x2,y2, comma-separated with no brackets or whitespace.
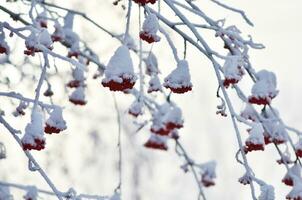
72,66,85,81
163,60,192,89
251,70,278,98
144,52,159,75
246,123,265,145
200,161,217,179
148,76,162,92
142,14,160,37
163,105,183,126
0,185,12,200
258,184,275,200
46,106,67,130
64,12,75,30
22,110,45,145
70,87,86,101
102,45,136,83
222,55,244,80
24,186,38,200
240,104,257,121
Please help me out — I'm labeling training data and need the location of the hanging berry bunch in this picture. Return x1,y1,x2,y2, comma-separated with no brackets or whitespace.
44,106,67,134
132,0,157,6
102,45,137,91
21,110,46,151
163,60,193,94
248,70,279,105
222,55,245,88
139,13,161,44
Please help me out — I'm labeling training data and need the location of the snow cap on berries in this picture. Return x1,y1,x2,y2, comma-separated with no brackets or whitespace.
245,123,265,152
35,10,48,28
69,87,87,105
259,184,275,200
0,32,9,55
222,55,245,87
24,29,53,54
144,133,168,151
286,176,302,200
21,110,46,151
144,52,159,76
24,186,38,200
140,14,160,43
102,45,137,91
67,66,86,88
238,172,252,185
295,138,302,158
240,104,258,122
163,60,192,93
128,100,144,117
162,105,183,130
200,161,217,187
248,70,279,105
45,106,67,134
282,164,301,186
51,21,65,42
148,76,162,93
0,185,12,200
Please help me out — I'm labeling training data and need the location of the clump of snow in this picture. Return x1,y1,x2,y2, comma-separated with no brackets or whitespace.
248,70,279,105
102,45,137,91
282,164,301,186
245,123,265,152
144,52,159,76
148,76,162,93
222,55,245,87
144,133,168,151
258,184,275,200
200,161,217,187
25,28,53,51
69,87,87,105
0,32,9,54
163,60,192,93
45,106,67,131
0,185,12,200
240,104,257,121
140,14,160,43
21,110,46,150
35,10,48,28
24,186,38,200
128,100,144,117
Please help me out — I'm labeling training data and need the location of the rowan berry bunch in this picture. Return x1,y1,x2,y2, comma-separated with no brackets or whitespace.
0,0,301,200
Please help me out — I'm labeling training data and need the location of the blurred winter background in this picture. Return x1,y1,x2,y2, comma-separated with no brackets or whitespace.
0,0,302,199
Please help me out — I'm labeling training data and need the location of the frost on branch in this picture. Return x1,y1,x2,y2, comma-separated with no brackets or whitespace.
69,86,87,106
102,45,137,91
24,186,38,200
200,161,217,187
144,133,168,151
163,60,193,94
244,123,265,153
222,55,245,88
0,185,12,200
21,110,45,151
248,70,279,105
259,184,275,200
44,106,67,134
140,13,161,44
238,172,252,185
